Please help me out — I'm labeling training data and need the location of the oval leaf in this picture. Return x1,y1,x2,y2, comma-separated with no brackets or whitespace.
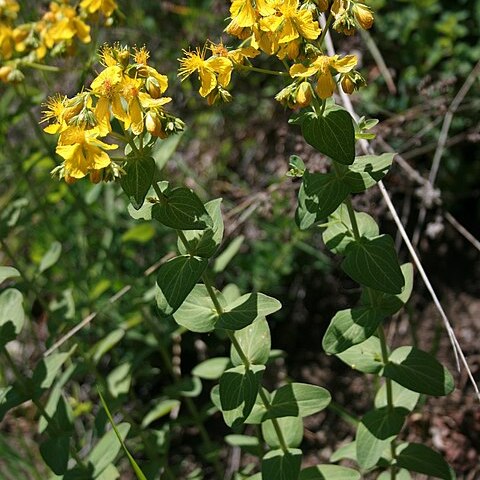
265,383,331,419
156,255,208,317
335,336,384,374
40,434,70,475
261,448,302,480
301,107,355,165
296,171,350,230
396,443,455,480
0,266,20,284
192,357,230,380
299,465,361,480
0,288,25,346
120,157,155,209
323,307,385,354
341,234,404,294
383,346,454,396
262,415,304,448
356,406,407,469
173,284,225,333
152,187,212,230
230,317,271,367
39,241,62,273
217,293,281,331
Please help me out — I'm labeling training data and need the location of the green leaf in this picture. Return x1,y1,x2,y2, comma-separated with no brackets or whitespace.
107,363,132,398
92,329,125,363
152,187,212,230
244,388,270,424
322,204,379,255
341,235,405,294
262,415,303,448
217,293,281,330
173,284,225,333
261,448,302,480
375,380,420,412
155,255,208,317
356,406,407,469
296,171,350,230
0,385,29,422
301,107,355,165
0,266,20,283
299,465,361,480
322,307,386,354
330,441,357,462
336,336,384,374
338,154,394,193
151,131,183,170
99,392,148,480
265,383,331,420
179,198,224,258
88,423,130,477
164,376,202,398
40,434,70,475
383,346,454,396
361,263,414,315
120,157,155,209
225,434,261,456
192,357,230,380
230,317,271,366
141,399,180,428
0,288,25,346
213,235,244,273
39,241,62,273
396,443,455,480
377,469,411,480
32,347,76,393
218,364,264,428
121,223,156,244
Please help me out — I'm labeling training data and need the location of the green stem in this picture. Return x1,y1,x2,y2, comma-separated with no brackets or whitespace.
377,326,397,480
344,196,361,240
171,213,290,454
151,322,223,479
237,64,289,77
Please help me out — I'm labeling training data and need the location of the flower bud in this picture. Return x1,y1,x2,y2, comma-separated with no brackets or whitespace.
146,76,161,98
65,174,77,185
89,169,102,184
295,82,313,108
0,65,13,83
145,111,165,137
341,75,355,94
316,0,330,12
353,3,374,30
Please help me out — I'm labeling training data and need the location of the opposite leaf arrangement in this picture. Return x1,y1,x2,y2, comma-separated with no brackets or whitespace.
0,1,458,479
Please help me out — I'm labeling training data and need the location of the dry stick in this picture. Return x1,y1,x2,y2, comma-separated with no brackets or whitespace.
378,137,480,255
359,29,397,95
411,59,480,248
321,19,480,399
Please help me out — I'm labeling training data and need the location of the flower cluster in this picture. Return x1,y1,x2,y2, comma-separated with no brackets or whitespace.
0,0,118,84
178,0,373,108
43,44,184,184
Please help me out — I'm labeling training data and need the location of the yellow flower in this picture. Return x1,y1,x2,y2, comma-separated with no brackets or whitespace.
290,54,357,99
259,0,321,45
229,0,257,28
80,0,118,17
0,24,14,59
37,2,91,50
178,47,233,97
56,126,117,179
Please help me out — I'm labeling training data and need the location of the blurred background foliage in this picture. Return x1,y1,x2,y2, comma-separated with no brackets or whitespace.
1,0,479,478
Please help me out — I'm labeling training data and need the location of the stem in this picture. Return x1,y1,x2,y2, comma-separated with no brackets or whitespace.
344,196,361,240
377,326,397,480
171,212,290,454
237,64,289,77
